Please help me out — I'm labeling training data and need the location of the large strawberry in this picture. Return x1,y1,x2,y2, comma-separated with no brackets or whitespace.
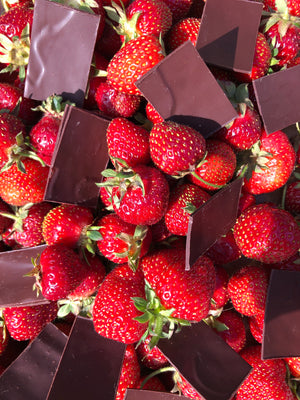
233,203,300,263
166,17,201,52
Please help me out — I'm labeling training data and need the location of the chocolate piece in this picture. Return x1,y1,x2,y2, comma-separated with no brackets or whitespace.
125,389,191,400
196,0,262,73
24,0,100,106
0,323,67,400
186,178,243,270
0,245,49,307
47,316,126,400
44,105,110,208
135,41,237,138
158,321,252,400
253,64,300,134
262,269,300,359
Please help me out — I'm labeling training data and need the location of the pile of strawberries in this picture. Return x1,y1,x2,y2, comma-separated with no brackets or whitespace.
0,0,300,398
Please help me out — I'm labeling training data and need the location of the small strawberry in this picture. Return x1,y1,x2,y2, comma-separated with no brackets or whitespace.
286,356,300,378
237,185,256,216
205,231,242,266
210,265,230,310
162,0,192,22
138,376,167,392
0,113,26,169
136,335,169,370
233,203,300,263
285,180,300,215
85,51,109,110
3,302,58,341
95,19,122,59
145,102,163,124
249,311,265,344
116,344,141,400
166,17,201,52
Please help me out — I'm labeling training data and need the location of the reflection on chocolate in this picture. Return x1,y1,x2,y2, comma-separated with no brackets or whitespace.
253,64,300,134
44,105,110,208
262,270,300,359
196,0,262,73
135,41,237,138
0,245,49,307
186,178,243,270
125,389,191,400
24,0,100,106
158,321,252,400
0,323,67,400
46,316,126,400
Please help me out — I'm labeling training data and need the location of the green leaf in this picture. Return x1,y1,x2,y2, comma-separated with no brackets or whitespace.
101,168,117,178
134,311,151,324
57,303,72,318
132,297,148,311
275,0,288,14
86,230,102,241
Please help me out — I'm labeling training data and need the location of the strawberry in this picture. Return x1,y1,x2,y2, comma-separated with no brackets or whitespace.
286,357,300,378
190,139,236,190
227,265,268,316
138,376,167,391
149,120,206,177
106,34,165,95
106,117,150,167
32,244,88,301
162,0,192,22
0,158,49,206
164,182,210,236
205,231,242,267
95,20,122,60
249,311,265,344
145,102,163,124
237,185,256,216
3,302,58,341
243,130,296,194
136,335,169,370
92,263,147,344
233,203,300,263
210,265,230,310
116,344,140,400
0,198,12,234
175,373,205,400
285,180,300,215
166,17,201,52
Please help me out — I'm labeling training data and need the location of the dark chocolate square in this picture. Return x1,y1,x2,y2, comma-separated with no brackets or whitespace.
253,64,300,134
196,0,262,73
24,0,100,106
185,178,243,270
125,389,191,400
157,321,252,400
262,269,300,359
135,40,237,138
44,105,110,208
46,316,126,400
0,245,49,307
0,323,67,400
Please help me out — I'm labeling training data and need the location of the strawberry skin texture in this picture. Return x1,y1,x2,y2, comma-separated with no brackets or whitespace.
136,335,169,370
0,159,49,206
233,203,300,264
286,357,300,378
166,17,201,52
107,34,165,95
205,231,242,266
285,181,300,215
210,265,229,310
245,32,271,81
3,302,58,341
141,247,216,321
0,113,26,169
116,344,140,400
150,120,206,176
214,310,246,353
0,6,33,40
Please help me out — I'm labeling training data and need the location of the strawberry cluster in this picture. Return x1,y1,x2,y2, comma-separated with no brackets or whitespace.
0,0,300,399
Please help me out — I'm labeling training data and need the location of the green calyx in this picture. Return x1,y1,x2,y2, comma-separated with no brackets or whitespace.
203,314,229,332
57,296,95,318
261,0,300,37
50,0,98,14
32,94,75,118
0,202,34,233
218,81,253,116
133,280,191,350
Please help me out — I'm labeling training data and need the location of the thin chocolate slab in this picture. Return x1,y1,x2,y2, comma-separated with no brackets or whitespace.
135,40,237,138
125,389,191,400
47,316,126,400
262,269,300,359
253,64,300,134
0,245,49,307
196,0,262,73
24,0,100,106
44,105,110,208
185,178,243,270
158,321,252,400
0,323,67,400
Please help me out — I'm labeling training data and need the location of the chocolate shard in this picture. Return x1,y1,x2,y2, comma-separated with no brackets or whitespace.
135,40,237,138
157,321,252,400
186,178,243,270
46,316,126,400
196,0,262,73
253,64,300,134
125,389,191,400
24,0,100,106
262,269,300,359
0,323,67,400
44,104,110,208
0,245,49,307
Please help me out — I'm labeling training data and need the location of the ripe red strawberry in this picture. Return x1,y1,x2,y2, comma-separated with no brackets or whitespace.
286,357,300,378
92,263,147,344
162,0,192,21
42,203,94,248
136,335,169,370
150,120,206,177
106,34,165,95
233,203,300,263
33,244,88,301
176,373,205,400
205,231,242,267
0,324,9,356
237,185,256,216
116,344,140,400
95,19,122,59
145,102,163,124
166,17,201,52
106,117,150,167
212,310,246,353
95,81,141,118
227,265,268,316
0,198,12,234
210,265,229,310
189,139,236,190
3,302,58,341
138,376,167,391
243,130,296,194
164,182,210,236
249,311,265,344
285,180,300,215
0,158,49,206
